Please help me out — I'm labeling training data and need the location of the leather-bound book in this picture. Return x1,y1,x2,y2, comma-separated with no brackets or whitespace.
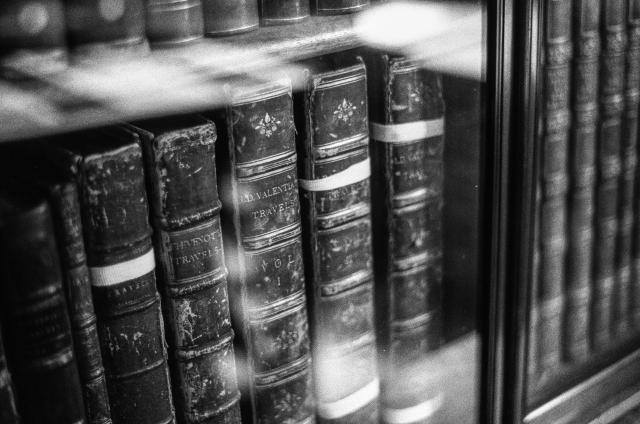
565,0,599,363
633,0,640,327
202,0,258,36
312,0,368,15
48,129,175,424
535,0,572,379
213,77,314,424
131,117,242,424
0,328,20,424
293,54,379,423
146,0,204,45
592,0,626,349
363,53,444,424
258,0,309,25
0,189,86,424
0,0,66,73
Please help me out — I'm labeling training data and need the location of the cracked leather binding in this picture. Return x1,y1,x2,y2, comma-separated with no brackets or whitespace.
258,0,309,26
0,189,86,424
132,116,242,424
145,0,204,45
0,321,20,424
363,53,444,424
202,0,258,35
49,129,175,424
293,54,379,424
213,77,314,424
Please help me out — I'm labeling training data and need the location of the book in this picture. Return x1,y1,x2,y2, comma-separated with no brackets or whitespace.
258,0,309,25
0,328,20,424
202,0,259,36
0,0,67,74
364,53,445,424
293,54,379,423
592,0,626,349
312,0,368,15
132,117,242,424
145,0,204,45
536,0,572,377
565,0,599,363
49,129,175,424
213,77,314,423
632,0,640,327
0,188,86,424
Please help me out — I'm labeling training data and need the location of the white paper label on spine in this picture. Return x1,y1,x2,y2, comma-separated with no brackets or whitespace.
382,393,444,424
317,378,380,419
298,158,371,192
90,249,156,287
371,118,445,143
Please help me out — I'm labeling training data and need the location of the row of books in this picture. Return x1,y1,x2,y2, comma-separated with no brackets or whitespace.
531,0,640,385
0,52,445,424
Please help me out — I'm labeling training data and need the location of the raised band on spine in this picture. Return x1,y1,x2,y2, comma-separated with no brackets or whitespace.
316,377,380,419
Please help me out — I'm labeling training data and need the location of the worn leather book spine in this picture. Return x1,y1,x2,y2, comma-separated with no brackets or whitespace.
258,0,309,25
214,78,314,424
294,56,379,423
52,130,175,424
145,0,204,45
133,118,242,424
202,0,258,35
364,53,444,424
0,328,20,424
565,0,599,363
0,193,86,424
633,0,640,327
312,0,368,15
592,0,626,349
536,0,572,378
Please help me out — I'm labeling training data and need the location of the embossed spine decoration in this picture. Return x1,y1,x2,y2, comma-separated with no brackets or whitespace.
51,130,175,424
592,0,626,349
0,327,20,424
145,0,204,44
364,54,444,424
312,0,368,15
536,0,572,379
133,117,242,424
0,192,86,424
294,56,379,423
214,78,314,424
565,0,599,363
202,0,258,35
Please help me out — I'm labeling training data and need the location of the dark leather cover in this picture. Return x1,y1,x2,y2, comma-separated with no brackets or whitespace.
202,0,258,36
363,53,444,423
293,55,379,423
133,116,242,424
565,0,599,363
633,0,640,326
214,78,314,424
50,129,176,424
0,191,86,424
0,327,20,424
258,0,309,25
312,0,368,15
146,0,204,45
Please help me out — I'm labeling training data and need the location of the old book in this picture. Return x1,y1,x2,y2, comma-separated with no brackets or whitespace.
0,0,67,74
203,0,258,35
565,0,599,363
632,0,640,327
132,117,242,424
592,0,626,349
0,328,20,424
146,0,204,45
258,0,309,25
0,188,86,424
535,0,572,378
293,54,379,423
363,53,444,424
312,0,368,15
213,77,314,423
49,129,175,424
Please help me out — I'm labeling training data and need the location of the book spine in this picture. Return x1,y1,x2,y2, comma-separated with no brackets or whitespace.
312,0,369,15
366,55,444,424
537,0,572,375
48,181,113,424
145,0,204,45
258,0,309,25
565,0,599,363
295,61,379,423
633,0,640,327
216,79,314,424
0,198,86,424
202,0,259,36
71,138,175,424
0,329,20,424
138,122,242,424
592,0,626,349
